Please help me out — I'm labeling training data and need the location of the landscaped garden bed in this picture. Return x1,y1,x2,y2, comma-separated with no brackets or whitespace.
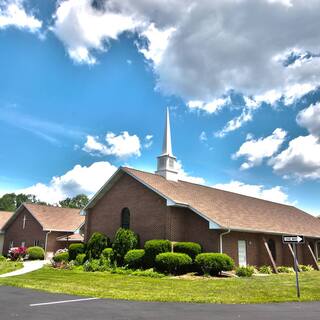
1,228,318,303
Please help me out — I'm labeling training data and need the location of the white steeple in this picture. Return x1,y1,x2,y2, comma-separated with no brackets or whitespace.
156,107,178,181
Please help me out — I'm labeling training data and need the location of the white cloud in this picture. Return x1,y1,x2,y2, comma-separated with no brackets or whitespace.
233,128,287,170
144,134,153,148
270,135,320,180
269,103,320,180
0,0,42,32
138,23,176,66
187,97,231,114
215,106,256,138
176,161,205,184
213,180,290,205
51,0,141,64
199,131,207,142
18,161,117,204
296,102,320,137
83,131,142,158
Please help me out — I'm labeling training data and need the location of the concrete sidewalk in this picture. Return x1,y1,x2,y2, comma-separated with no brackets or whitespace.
0,260,48,278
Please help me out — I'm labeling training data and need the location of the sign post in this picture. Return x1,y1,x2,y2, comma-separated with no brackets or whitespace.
282,235,305,299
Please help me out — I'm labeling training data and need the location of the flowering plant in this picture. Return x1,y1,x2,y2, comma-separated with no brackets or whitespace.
8,246,27,261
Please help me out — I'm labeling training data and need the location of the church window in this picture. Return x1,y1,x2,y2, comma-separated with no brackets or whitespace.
121,208,130,229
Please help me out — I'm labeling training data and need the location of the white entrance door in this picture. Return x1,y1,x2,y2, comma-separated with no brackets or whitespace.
238,240,247,267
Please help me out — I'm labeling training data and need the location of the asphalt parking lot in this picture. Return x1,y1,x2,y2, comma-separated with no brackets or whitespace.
1,286,320,320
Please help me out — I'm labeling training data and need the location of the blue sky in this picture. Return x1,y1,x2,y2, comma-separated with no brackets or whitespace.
0,0,320,215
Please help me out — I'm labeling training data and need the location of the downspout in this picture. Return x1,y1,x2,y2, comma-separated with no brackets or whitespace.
220,229,231,253
44,230,52,259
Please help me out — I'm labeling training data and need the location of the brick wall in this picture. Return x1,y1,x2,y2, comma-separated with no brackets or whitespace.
85,173,168,245
3,207,46,254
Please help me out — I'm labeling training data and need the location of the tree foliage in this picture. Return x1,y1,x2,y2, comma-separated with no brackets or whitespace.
59,194,89,209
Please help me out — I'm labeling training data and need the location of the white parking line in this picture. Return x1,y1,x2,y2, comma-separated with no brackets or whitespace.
30,297,99,307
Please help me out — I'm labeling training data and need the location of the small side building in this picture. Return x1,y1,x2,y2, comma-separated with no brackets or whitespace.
2,203,84,258
0,211,14,255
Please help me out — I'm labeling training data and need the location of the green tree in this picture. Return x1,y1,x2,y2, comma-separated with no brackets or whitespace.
0,193,43,211
59,194,89,209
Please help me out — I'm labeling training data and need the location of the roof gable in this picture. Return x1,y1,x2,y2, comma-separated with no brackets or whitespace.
3,203,84,232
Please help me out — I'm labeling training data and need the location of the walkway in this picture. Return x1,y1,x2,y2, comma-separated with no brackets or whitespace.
0,260,48,278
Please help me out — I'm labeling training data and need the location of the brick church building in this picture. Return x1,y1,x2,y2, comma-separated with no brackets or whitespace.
83,109,320,271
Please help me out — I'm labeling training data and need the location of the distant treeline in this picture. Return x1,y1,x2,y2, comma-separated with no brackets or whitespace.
0,193,89,212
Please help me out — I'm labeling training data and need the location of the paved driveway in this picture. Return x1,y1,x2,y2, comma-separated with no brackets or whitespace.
1,286,320,320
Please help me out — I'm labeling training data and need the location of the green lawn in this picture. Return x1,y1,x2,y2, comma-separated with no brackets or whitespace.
0,267,320,303
0,260,23,275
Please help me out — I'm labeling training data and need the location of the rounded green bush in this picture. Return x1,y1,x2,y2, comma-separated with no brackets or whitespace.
68,243,85,261
155,252,192,275
75,253,86,266
112,228,138,266
53,252,69,262
236,266,255,277
124,249,145,269
86,232,110,259
0,255,6,262
277,266,295,273
144,239,172,268
195,253,235,276
259,265,273,274
27,246,45,260
173,242,202,260
102,248,113,259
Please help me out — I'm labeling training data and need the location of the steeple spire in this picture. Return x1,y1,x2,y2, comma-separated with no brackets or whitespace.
156,108,178,181
162,107,173,156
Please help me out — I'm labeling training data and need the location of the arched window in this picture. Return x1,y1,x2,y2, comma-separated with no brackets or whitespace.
268,239,276,261
121,208,130,229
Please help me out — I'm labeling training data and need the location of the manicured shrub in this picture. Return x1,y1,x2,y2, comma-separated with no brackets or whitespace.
173,242,202,260
75,253,86,266
144,239,172,268
195,253,235,276
277,266,295,273
86,232,110,259
68,243,85,261
27,246,45,260
112,228,138,266
83,259,101,272
124,249,145,269
259,265,273,274
155,252,192,275
102,248,113,259
53,252,69,263
299,264,314,272
0,255,6,262
236,266,255,277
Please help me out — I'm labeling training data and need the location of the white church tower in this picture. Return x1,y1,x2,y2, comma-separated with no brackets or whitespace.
155,108,178,181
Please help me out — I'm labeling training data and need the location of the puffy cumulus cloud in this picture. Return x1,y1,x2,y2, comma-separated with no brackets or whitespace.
51,1,320,96
0,0,42,32
213,180,290,205
296,103,320,137
187,97,231,114
233,128,287,170
82,131,142,158
50,1,320,134
18,161,117,204
269,135,320,180
51,0,142,64
269,103,320,180
176,161,205,184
